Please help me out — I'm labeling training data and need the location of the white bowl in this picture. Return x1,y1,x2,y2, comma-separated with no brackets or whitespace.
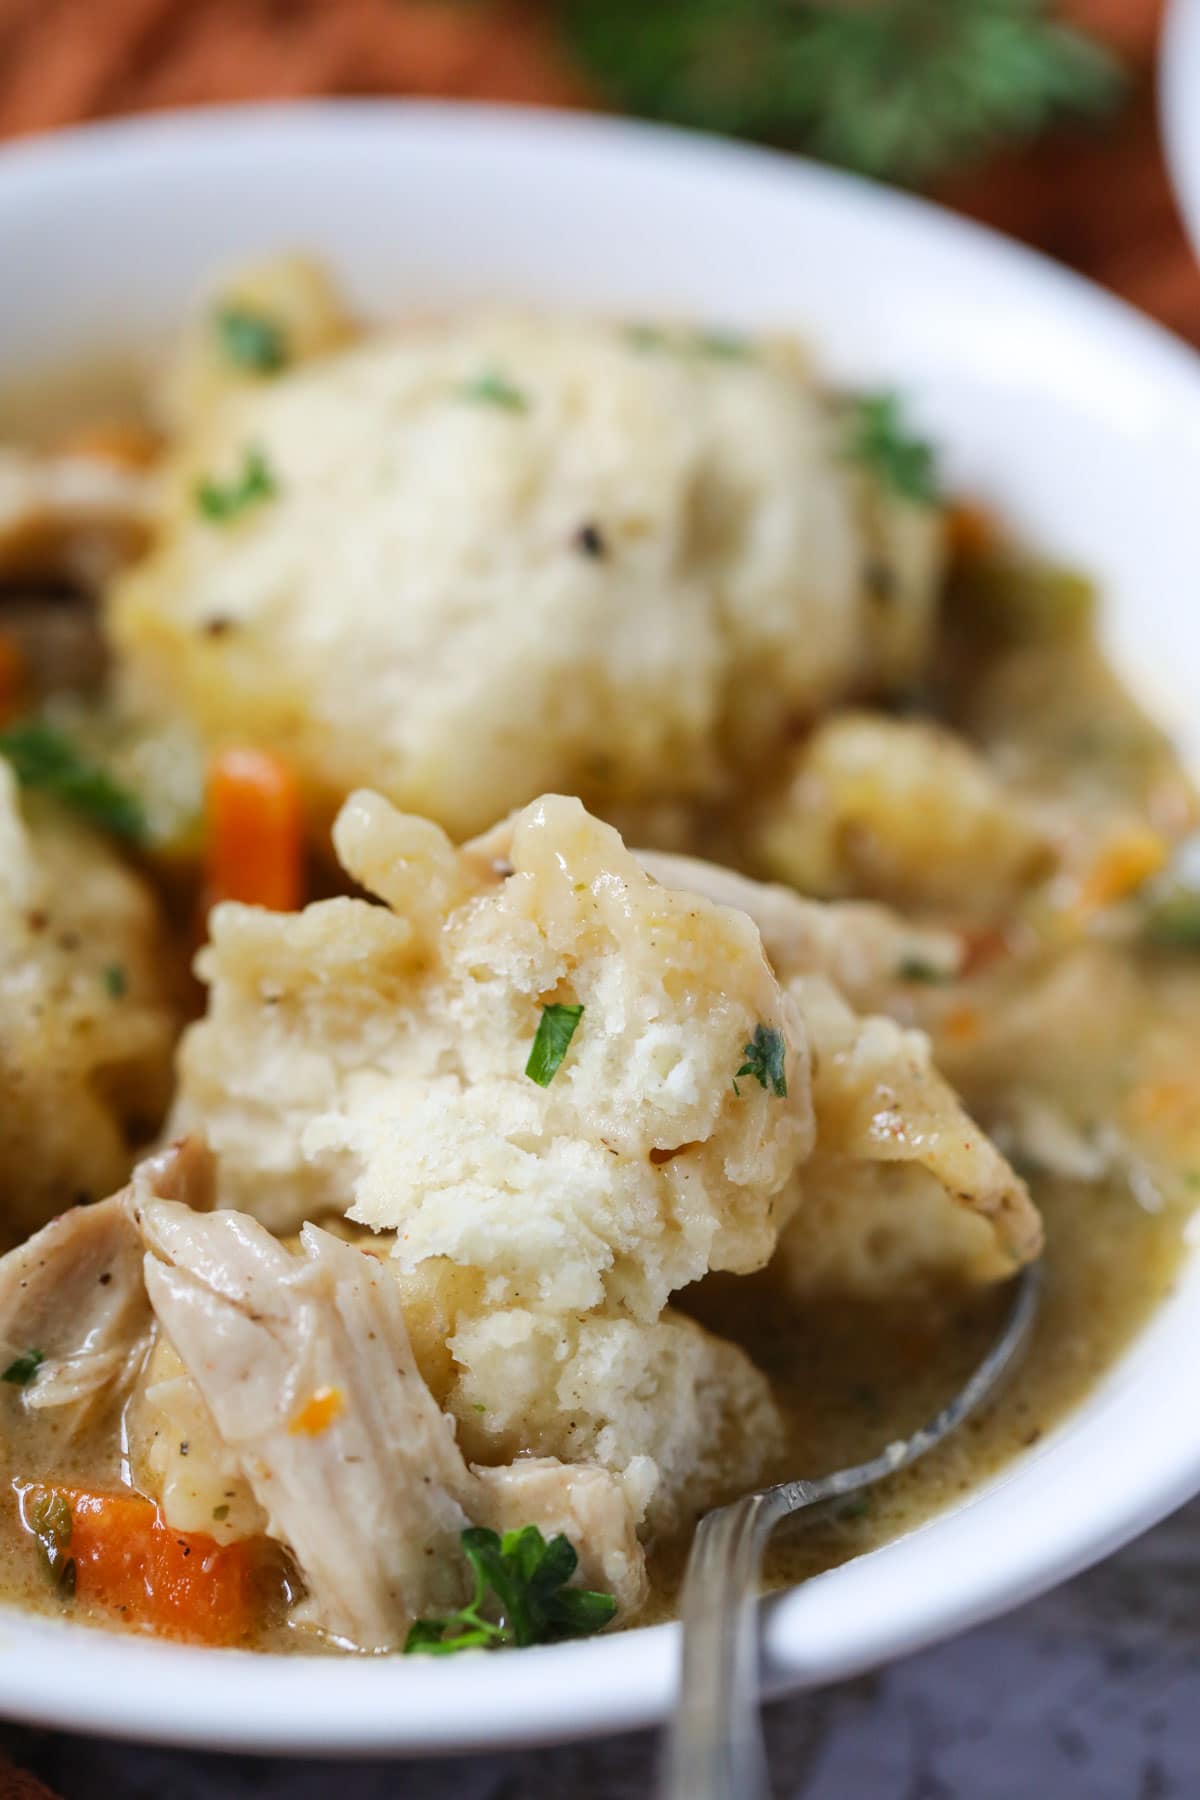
1162,0,1200,258
3,101,1200,1757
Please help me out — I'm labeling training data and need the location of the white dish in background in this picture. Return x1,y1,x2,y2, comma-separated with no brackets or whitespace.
3,100,1200,1757
1162,0,1200,258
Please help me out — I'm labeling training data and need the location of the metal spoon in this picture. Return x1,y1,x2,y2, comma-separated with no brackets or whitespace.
658,1262,1042,1800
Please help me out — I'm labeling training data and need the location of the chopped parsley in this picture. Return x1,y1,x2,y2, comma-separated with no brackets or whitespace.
525,1002,584,1086
846,393,939,506
456,370,529,413
694,329,752,360
623,322,753,361
211,1504,230,1522
1143,893,1200,950
195,446,278,522
896,955,951,984
214,305,289,374
102,963,127,999
0,722,146,842
26,1490,74,1594
736,1023,788,1098
2,1349,44,1387
404,1525,616,1655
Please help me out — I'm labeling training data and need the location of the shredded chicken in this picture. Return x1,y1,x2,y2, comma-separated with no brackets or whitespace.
0,1138,209,1427
0,446,155,586
637,849,963,1004
140,1201,645,1648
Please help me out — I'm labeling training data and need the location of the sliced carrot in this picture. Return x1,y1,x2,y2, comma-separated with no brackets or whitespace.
1073,824,1167,918
205,747,304,912
289,1385,344,1437
942,1004,982,1046
20,1484,265,1646
0,633,26,726
57,420,162,470
946,499,998,564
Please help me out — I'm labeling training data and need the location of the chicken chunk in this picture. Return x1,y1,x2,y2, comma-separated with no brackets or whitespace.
173,791,812,1316
0,1138,209,1428
0,760,181,1239
637,850,963,1008
141,1202,646,1647
0,446,154,586
112,305,943,840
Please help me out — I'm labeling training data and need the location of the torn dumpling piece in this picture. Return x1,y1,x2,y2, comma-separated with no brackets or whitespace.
639,850,1043,1295
173,790,814,1313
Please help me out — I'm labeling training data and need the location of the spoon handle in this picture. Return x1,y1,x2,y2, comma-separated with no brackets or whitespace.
658,1488,791,1800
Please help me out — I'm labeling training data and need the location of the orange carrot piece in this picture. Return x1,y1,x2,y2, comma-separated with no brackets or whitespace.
946,499,997,564
205,747,304,912
56,420,162,470
0,633,26,726
22,1485,263,1646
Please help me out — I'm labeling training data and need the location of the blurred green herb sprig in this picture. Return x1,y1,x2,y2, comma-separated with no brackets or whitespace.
561,0,1123,188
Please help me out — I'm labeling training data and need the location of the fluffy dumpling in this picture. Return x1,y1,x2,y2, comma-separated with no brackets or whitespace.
0,761,180,1240
111,303,943,839
170,790,812,1526
172,790,813,1312
751,711,1050,917
634,849,1042,1295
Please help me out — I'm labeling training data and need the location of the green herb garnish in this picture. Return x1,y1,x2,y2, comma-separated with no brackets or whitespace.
2,1349,44,1387
526,1003,584,1086
693,329,752,360
846,393,939,505
456,370,529,413
0,722,146,842
215,305,289,374
1142,893,1200,951
102,963,127,999
195,446,278,522
896,956,951,984
404,1525,617,1655
736,1023,788,1098
212,1504,230,1522
27,1491,74,1594
565,0,1121,190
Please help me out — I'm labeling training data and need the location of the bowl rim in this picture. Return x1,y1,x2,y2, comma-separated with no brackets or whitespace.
2,96,1200,1757
1161,0,1200,259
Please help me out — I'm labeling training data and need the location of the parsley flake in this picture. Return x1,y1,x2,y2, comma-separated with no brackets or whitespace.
525,1003,584,1086
456,370,529,413
0,722,146,842
103,963,127,999
896,956,951,984
195,446,278,522
846,393,939,506
26,1490,74,1594
214,305,290,374
736,1023,788,1098
2,1349,44,1387
404,1524,616,1655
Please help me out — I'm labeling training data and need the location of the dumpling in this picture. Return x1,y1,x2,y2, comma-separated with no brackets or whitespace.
112,301,943,839
0,761,179,1240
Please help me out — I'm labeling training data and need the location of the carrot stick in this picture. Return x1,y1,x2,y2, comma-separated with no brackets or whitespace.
20,1484,266,1646
205,747,304,912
